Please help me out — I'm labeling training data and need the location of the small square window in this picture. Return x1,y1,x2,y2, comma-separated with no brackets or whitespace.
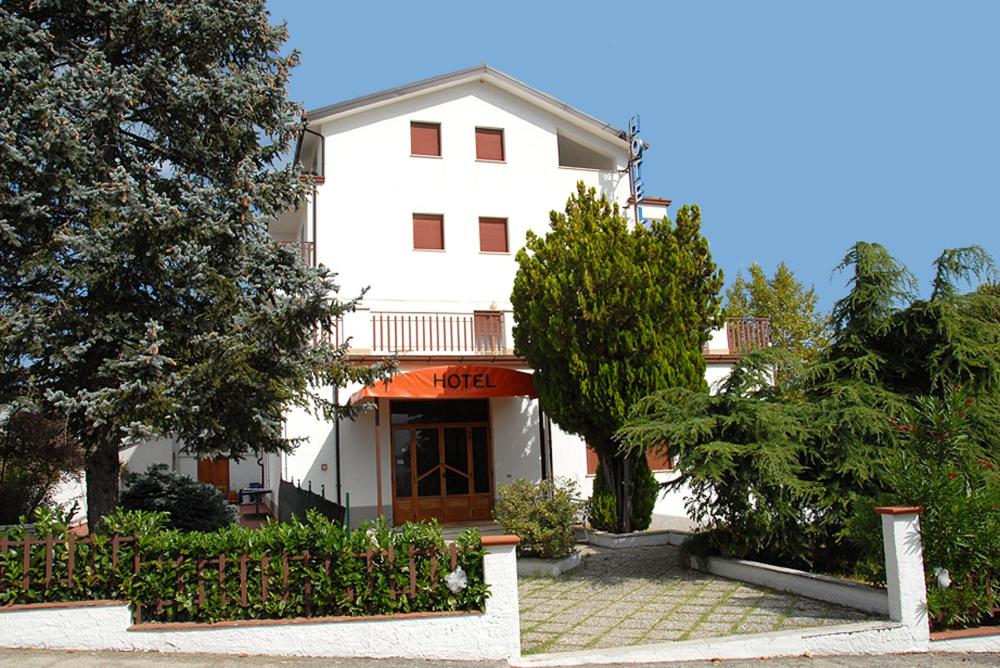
479,217,508,253
410,122,441,157
475,128,504,161
413,213,444,250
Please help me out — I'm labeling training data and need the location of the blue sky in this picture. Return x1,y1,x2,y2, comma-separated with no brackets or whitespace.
268,1,999,311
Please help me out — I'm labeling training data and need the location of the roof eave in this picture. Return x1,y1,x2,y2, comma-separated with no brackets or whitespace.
304,65,627,147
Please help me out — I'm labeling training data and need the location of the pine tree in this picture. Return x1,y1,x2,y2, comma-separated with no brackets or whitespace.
618,242,1000,569
511,182,723,533
0,1,390,529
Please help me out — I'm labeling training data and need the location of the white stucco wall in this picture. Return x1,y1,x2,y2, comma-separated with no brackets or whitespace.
309,80,630,313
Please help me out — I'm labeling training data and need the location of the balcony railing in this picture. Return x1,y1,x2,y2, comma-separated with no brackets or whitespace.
725,317,770,353
277,240,315,267
371,311,507,355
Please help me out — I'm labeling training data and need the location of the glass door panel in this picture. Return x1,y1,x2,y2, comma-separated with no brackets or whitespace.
443,427,470,495
392,429,412,498
415,428,441,497
471,426,490,494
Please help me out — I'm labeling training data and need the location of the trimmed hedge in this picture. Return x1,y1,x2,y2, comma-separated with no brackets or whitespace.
0,507,488,624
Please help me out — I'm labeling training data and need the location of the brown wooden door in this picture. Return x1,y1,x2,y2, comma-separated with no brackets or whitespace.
197,457,230,496
391,424,493,525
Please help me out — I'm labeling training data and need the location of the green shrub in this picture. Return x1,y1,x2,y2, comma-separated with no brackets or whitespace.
493,478,582,559
0,508,488,623
588,458,659,533
120,464,236,532
847,390,1000,630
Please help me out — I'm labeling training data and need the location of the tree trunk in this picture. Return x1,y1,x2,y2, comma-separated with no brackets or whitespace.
595,440,630,534
84,436,120,532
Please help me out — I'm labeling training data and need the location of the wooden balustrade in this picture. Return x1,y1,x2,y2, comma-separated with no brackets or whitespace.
371,311,506,354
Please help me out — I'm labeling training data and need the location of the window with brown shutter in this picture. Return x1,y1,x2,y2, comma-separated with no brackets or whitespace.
475,128,504,161
478,217,508,253
410,122,441,157
412,213,444,250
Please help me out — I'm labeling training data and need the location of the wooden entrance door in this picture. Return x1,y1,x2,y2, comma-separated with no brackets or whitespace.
197,457,229,496
391,424,493,525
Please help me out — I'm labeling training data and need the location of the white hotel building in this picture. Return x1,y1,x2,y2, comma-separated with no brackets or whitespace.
119,65,767,526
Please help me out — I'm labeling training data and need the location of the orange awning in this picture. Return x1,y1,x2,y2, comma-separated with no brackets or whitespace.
349,365,536,404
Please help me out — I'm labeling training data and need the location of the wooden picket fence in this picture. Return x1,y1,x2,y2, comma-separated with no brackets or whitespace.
133,542,462,623
0,534,139,593
1,533,471,624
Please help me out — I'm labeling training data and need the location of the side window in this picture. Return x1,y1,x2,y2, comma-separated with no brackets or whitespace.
410,122,441,157
475,128,504,161
412,213,444,250
478,217,508,253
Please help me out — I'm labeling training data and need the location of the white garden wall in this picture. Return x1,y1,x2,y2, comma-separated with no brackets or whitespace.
0,538,521,662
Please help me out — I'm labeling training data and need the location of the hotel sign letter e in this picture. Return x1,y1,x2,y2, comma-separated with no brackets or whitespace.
433,372,498,390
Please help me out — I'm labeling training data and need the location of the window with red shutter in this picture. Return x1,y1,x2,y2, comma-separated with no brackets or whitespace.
412,214,444,250
475,128,504,161
478,217,508,253
410,122,441,157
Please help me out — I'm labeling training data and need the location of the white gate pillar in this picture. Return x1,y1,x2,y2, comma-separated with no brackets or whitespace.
875,506,929,641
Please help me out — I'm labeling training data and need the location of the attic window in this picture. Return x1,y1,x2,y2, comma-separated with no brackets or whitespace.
557,133,614,170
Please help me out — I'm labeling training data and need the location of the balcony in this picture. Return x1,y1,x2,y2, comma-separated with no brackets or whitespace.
328,310,511,357
332,310,765,359
277,240,315,267
371,311,507,355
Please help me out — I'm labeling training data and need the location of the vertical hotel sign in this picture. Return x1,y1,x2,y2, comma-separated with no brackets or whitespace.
627,114,646,224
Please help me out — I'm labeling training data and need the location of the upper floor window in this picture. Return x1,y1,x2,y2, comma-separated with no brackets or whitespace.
475,128,505,162
413,213,444,250
410,122,441,157
478,217,508,253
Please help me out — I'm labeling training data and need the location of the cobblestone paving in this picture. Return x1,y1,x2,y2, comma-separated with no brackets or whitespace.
518,545,875,655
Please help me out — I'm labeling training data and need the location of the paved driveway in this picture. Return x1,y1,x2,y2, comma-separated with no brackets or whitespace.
518,544,874,655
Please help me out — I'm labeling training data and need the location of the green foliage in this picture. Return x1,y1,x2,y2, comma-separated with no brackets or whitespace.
0,509,488,622
619,243,1000,578
119,464,236,532
0,409,82,524
0,0,393,528
846,390,1000,629
512,182,722,532
630,457,659,532
493,478,582,559
587,468,618,533
587,458,658,533
724,261,829,366
0,506,144,604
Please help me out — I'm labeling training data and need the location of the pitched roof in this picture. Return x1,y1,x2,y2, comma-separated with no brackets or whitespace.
304,64,627,145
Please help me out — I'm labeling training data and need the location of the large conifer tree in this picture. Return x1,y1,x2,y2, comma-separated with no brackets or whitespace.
0,1,389,528
512,183,723,533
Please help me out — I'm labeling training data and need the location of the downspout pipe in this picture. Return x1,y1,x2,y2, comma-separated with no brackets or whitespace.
538,403,549,481
334,386,342,505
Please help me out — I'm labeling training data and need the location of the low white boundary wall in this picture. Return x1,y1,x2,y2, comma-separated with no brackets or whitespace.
0,537,521,662
587,528,688,549
688,556,889,615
